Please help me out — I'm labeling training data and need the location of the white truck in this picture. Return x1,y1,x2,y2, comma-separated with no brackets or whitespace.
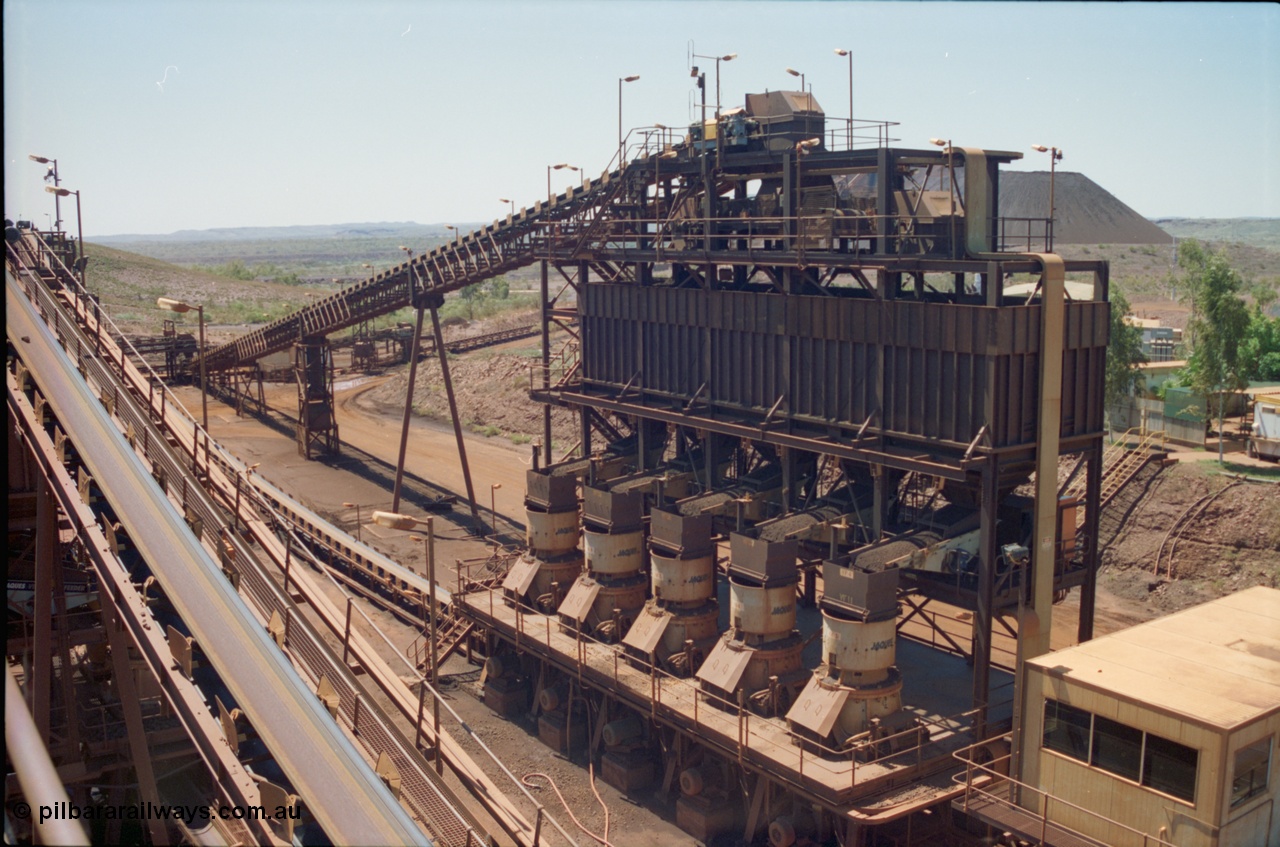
1248,394,1280,461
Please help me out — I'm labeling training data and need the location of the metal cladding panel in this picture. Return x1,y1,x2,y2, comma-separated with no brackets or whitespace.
503,556,541,596
579,286,1107,449
650,508,713,556
622,605,671,654
786,676,850,738
696,638,755,692
583,486,643,530
558,577,601,623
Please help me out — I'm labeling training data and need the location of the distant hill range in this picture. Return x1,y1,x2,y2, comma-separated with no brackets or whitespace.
94,176,1276,253
1151,217,1280,253
94,221,457,244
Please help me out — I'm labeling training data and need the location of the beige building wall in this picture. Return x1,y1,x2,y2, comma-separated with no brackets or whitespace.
1024,667,1237,847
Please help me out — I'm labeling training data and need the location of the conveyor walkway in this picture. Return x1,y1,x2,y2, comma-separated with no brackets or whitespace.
8,270,428,846
203,164,633,372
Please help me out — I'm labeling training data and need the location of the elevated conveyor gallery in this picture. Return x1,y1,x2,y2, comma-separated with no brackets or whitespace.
8,270,429,846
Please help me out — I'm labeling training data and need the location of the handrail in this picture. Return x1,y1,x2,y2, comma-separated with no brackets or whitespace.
8,230,578,847
951,742,1181,847
463,584,1007,800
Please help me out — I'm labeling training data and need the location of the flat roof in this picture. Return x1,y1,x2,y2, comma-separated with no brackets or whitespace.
1028,587,1280,731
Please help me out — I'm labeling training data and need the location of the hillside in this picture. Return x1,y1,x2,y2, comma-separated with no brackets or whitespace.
94,221,456,244
84,243,326,339
1152,217,1280,253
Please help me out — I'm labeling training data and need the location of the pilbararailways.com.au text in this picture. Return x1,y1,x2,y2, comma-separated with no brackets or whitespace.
29,800,299,825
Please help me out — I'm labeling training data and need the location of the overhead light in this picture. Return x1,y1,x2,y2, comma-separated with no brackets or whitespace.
372,510,419,530
29,154,52,164
45,185,73,197
622,74,640,83
157,297,193,313
834,48,850,57
786,68,801,78
929,138,948,147
722,53,737,61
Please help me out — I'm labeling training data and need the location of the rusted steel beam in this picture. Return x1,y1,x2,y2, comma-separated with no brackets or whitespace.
557,389,970,481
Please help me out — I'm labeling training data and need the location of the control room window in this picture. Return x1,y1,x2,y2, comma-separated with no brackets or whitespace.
1043,700,1091,762
1231,737,1272,808
1043,699,1199,804
1142,732,1198,803
1093,715,1143,782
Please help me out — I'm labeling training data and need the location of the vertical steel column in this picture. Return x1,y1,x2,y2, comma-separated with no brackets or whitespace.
578,261,593,459
33,479,55,743
1028,255,1066,661
875,148,894,255
972,460,998,738
429,305,481,526
541,260,552,465
1078,437,1103,642
391,307,427,514
103,602,170,846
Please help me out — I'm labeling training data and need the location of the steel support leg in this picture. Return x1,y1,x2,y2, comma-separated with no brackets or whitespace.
33,479,55,743
391,307,427,513
429,305,480,527
1078,438,1103,642
541,260,552,465
972,461,997,737
103,602,169,845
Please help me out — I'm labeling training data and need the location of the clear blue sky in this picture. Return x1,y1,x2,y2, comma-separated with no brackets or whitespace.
5,0,1276,237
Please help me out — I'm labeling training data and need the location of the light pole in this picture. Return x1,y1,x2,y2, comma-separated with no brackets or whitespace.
930,138,956,258
1032,145,1064,251
499,198,515,219
618,75,640,167
399,245,419,300
44,185,84,283
489,483,502,540
785,67,808,108
834,48,853,148
444,224,459,246
157,297,207,431
692,52,736,119
371,510,441,761
546,163,579,203
29,154,61,231
342,502,363,542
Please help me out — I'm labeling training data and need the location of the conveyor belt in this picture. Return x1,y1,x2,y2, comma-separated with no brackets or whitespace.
7,271,428,846
202,163,633,373
9,231,573,846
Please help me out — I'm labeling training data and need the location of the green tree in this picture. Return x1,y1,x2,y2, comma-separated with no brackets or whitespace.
1177,240,1250,463
458,282,486,319
1105,289,1147,423
487,276,510,300
1240,304,1280,381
